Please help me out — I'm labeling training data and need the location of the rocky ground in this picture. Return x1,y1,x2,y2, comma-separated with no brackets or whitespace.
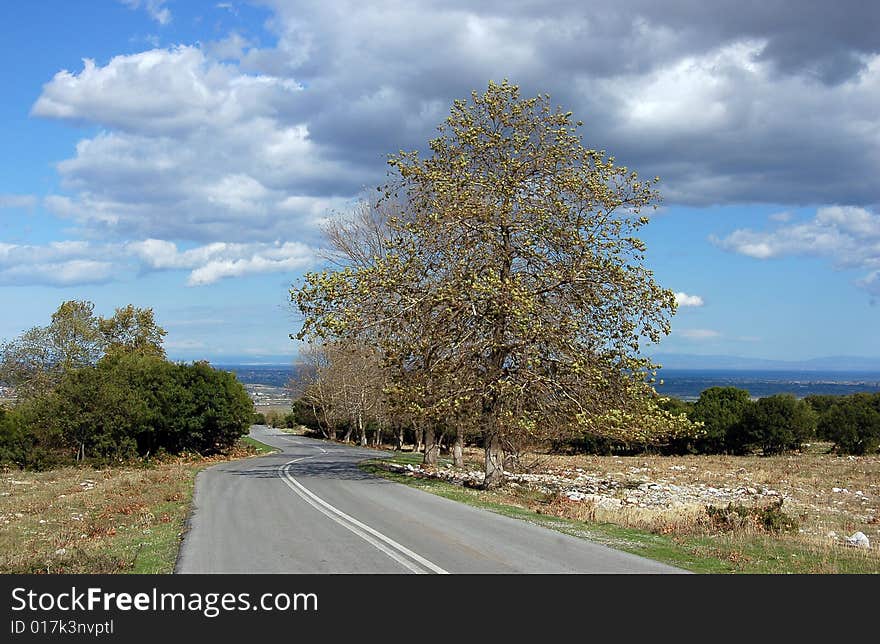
385,448,879,551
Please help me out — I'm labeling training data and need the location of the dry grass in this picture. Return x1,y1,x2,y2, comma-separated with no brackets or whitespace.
0,442,262,574
534,450,878,536
425,445,880,572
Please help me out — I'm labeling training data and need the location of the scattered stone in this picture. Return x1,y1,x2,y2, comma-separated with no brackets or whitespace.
844,532,870,549
55,548,66,556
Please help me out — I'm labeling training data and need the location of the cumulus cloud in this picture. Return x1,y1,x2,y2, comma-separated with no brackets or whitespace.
674,292,704,307
714,206,880,294
127,238,318,285
0,239,318,287
32,46,359,242
0,241,120,286
28,2,880,252
120,0,171,25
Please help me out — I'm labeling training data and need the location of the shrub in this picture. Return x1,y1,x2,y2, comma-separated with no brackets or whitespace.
3,356,253,465
819,393,880,455
728,394,816,455
252,412,267,425
688,387,752,454
706,499,799,533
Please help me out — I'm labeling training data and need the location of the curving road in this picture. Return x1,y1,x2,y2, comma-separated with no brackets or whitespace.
175,426,684,574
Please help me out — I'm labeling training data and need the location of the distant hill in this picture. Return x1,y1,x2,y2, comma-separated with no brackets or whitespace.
651,353,880,372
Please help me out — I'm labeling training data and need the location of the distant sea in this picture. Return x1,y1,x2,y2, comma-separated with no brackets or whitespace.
219,364,880,402
655,369,880,401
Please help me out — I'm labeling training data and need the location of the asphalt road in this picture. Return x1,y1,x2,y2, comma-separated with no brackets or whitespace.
175,426,685,574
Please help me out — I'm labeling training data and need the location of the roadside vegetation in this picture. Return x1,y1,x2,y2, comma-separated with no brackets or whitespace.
361,447,880,573
0,438,270,574
0,301,253,470
0,300,262,573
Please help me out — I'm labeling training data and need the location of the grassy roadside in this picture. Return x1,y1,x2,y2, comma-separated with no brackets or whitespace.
360,455,879,574
0,435,277,574
239,435,280,454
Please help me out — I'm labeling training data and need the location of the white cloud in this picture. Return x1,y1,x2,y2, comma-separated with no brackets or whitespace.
674,292,704,307
126,238,318,285
714,206,880,295
120,0,171,26
30,3,880,252
0,238,318,287
769,211,793,222
31,46,359,242
857,270,880,296
0,194,37,210
677,329,721,340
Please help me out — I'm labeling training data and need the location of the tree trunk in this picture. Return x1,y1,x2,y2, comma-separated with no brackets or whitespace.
395,424,405,451
423,424,439,466
342,425,353,443
483,433,504,488
358,414,367,446
373,424,383,447
328,425,337,441
413,424,424,453
453,427,464,468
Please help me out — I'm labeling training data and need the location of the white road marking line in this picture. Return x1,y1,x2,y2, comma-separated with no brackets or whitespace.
277,453,448,575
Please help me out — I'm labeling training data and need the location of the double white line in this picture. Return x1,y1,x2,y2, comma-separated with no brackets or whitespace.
277,449,448,575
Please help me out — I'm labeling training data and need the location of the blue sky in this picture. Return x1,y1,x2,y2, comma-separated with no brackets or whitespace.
1,1,878,364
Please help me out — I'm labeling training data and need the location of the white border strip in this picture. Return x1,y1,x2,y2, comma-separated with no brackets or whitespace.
278,455,449,575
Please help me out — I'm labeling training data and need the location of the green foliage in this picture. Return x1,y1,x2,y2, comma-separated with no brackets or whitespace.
729,394,816,455
1,300,103,399
689,387,752,454
1,300,168,401
99,304,167,360
252,412,267,425
819,392,880,455
294,82,694,481
0,356,252,466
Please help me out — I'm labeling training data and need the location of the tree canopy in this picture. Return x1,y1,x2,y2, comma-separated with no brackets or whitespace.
294,81,691,486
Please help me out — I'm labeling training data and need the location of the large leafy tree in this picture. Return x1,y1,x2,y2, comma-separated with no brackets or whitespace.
295,81,689,486
99,304,168,359
0,300,104,398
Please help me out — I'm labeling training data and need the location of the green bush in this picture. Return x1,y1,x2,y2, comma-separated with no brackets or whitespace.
0,356,253,466
253,412,267,425
688,387,752,454
819,393,880,455
728,394,816,455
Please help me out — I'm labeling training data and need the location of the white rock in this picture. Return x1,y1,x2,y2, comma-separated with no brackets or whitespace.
844,532,870,549
55,548,66,556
